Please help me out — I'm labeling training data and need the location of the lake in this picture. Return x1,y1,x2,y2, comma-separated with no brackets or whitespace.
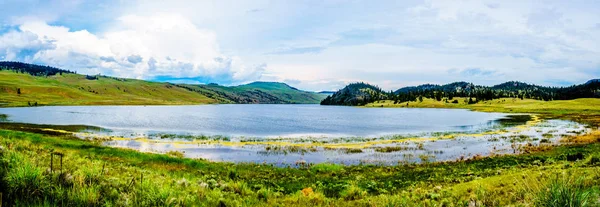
0,104,509,137
0,105,588,166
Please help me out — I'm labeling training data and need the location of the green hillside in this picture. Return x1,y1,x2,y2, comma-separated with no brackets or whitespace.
0,70,219,107
324,80,600,106
0,62,325,106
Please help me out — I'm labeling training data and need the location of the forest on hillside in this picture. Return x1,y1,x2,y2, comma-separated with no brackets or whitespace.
0,61,76,76
322,80,600,106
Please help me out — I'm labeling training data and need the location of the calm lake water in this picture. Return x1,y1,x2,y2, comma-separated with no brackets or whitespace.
0,105,587,166
0,105,509,137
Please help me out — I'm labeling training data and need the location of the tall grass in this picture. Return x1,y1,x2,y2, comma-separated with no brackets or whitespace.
522,173,597,207
1,129,600,206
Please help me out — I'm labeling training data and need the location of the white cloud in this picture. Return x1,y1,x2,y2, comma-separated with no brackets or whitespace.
1,0,600,91
0,14,264,83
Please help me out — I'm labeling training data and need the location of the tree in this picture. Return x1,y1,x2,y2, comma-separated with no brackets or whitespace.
468,97,476,104
17,88,21,95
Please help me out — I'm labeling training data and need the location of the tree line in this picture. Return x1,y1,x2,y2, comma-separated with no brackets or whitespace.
322,80,600,105
0,61,75,76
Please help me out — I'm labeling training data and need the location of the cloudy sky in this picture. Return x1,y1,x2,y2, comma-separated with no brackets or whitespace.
1,0,599,91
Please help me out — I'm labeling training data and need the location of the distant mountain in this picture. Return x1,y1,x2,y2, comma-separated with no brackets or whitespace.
586,79,600,85
0,61,325,106
323,80,600,106
318,91,336,96
180,81,326,104
395,82,474,94
320,82,388,106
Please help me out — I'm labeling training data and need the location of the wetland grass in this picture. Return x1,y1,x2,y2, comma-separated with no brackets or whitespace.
2,126,600,206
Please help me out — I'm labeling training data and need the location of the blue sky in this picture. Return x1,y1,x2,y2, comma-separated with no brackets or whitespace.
1,0,599,91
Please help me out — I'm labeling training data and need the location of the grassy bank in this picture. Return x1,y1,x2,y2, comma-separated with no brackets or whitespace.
366,98,600,128
365,98,600,115
1,127,599,206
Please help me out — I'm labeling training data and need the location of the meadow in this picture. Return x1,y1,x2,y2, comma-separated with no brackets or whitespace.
1,98,600,206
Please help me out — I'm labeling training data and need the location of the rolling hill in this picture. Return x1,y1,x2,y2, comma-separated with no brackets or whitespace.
175,81,327,104
320,82,388,106
0,62,325,106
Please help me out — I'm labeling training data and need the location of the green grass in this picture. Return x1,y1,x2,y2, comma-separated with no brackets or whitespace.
1,129,599,206
532,176,597,207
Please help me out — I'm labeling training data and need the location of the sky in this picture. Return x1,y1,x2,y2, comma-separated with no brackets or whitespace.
1,0,599,91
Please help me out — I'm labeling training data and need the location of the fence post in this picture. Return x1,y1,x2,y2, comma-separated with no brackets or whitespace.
50,153,53,173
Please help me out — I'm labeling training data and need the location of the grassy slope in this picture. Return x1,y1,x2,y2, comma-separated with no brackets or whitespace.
0,70,218,106
238,82,327,104
0,71,326,106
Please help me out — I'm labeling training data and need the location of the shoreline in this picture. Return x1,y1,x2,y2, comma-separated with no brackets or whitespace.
1,98,600,205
